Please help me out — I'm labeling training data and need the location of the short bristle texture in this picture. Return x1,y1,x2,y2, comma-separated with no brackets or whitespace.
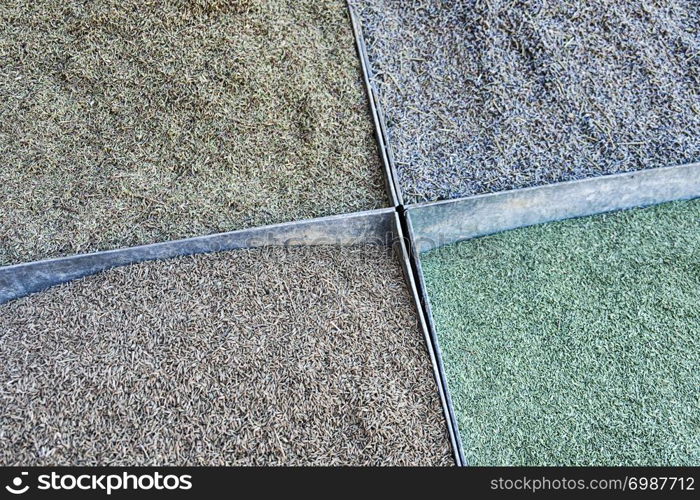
351,0,700,203
0,245,453,466
0,0,387,266
421,199,700,465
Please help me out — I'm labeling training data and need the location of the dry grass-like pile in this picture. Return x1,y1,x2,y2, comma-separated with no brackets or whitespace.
0,246,452,466
352,0,700,203
0,0,386,266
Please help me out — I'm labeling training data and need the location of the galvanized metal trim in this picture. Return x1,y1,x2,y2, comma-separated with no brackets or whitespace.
0,208,396,305
346,0,404,207
391,212,463,466
404,209,468,466
408,163,700,253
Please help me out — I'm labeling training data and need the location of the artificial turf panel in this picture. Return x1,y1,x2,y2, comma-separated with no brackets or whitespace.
352,0,700,203
0,245,453,466
0,0,387,266
421,199,700,465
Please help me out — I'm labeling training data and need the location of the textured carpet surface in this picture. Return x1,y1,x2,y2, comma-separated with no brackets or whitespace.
352,0,700,203
0,246,452,466
421,200,700,465
0,0,386,266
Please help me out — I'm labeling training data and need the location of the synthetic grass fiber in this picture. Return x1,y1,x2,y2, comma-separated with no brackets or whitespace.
352,0,700,203
421,199,700,465
0,0,387,266
0,245,452,466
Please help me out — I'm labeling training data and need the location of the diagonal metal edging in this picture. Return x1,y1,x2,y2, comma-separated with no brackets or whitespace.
408,163,700,253
346,0,404,207
405,162,700,467
391,212,464,466
402,208,467,466
0,208,396,305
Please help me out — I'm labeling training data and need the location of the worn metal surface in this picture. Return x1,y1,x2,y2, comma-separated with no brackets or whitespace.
0,209,395,304
394,213,464,466
408,163,700,253
346,0,403,207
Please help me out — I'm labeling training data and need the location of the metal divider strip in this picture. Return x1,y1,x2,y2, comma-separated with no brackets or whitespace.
403,210,467,466
346,0,404,207
0,208,396,304
390,212,464,466
408,163,700,253
345,0,462,464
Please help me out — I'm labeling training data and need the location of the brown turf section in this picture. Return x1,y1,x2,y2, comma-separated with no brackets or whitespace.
0,246,453,466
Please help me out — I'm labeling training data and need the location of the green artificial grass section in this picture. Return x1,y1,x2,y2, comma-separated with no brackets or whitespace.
421,199,700,465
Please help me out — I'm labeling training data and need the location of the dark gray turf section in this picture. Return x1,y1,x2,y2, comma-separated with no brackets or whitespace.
352,0,700,203
0,246,453,466
0,0,387,266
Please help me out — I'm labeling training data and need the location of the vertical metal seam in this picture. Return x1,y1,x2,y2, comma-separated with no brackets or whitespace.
391,212,464,466
404,210,468,466
345,0,404,207
345,0,463,464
